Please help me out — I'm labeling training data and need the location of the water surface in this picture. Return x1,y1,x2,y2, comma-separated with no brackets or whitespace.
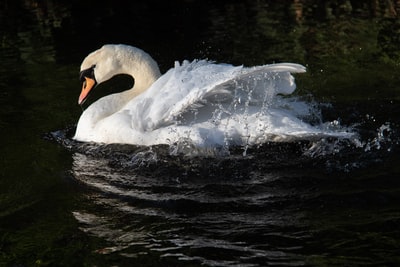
1,1,400,266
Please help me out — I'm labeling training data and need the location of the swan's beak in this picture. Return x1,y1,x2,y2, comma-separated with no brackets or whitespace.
78,77,96,105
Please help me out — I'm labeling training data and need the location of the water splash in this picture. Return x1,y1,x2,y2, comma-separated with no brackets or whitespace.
300,121,399,172
363,122,395,152
47,121,397,175
45,100,400,267
46,91,399,175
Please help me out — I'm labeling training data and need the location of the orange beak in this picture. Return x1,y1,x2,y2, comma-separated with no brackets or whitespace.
78,77,96,105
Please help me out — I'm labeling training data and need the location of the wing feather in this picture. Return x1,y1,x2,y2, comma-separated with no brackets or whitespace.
126,61,305,132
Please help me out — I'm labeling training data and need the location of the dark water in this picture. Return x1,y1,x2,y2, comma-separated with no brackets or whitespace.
1,1,400,266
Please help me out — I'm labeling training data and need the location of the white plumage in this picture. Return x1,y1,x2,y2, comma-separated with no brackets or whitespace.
74,44,350,146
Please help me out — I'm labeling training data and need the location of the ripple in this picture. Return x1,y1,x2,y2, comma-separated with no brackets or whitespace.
45,110,400,266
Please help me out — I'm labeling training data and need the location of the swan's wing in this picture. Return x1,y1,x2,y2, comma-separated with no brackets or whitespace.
127,60,242,131
127,61,306,132
175,62,306,107
163,62,306,126
196,62,306,113
218,63,306,97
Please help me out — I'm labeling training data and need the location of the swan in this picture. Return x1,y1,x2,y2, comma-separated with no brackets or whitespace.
74,44,340,147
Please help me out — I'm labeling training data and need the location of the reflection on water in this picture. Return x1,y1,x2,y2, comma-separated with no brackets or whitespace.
71,150,312,265
62,114,400,266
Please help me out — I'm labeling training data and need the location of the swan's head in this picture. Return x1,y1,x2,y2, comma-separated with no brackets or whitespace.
78,45,123,104
78,44,161,105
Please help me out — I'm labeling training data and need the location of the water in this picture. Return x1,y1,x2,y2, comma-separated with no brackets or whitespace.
1,1,400,266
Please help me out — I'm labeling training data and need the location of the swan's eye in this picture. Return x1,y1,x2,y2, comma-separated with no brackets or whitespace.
79,65,96,82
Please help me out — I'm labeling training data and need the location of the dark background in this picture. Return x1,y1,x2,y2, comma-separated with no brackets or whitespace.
1,1,400,266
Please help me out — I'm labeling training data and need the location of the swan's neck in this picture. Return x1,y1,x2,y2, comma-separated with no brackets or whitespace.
81,47,161,124
75,45,162,142
119,47,162,102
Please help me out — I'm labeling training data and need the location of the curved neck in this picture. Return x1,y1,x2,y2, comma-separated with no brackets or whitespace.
118,46,162,101
75,45,163,141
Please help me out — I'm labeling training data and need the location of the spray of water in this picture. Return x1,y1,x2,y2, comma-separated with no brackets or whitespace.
46,73,398,173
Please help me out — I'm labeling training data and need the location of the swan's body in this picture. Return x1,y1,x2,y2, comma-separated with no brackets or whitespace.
74,44,349,146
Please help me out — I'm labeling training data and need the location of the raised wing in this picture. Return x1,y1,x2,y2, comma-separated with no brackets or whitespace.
126,60,305,132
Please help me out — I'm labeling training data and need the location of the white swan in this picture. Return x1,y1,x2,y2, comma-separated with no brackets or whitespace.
74,44,344,147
